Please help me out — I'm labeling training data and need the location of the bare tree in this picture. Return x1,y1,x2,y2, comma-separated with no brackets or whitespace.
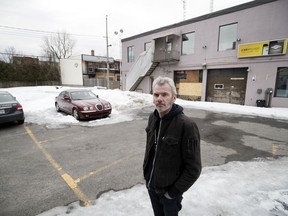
1,46,16,63
42,31,75,61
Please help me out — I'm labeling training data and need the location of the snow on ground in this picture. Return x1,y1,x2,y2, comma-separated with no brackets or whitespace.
4,85,288,129
6,86,153,128
37,157,288,216
2,86,288,216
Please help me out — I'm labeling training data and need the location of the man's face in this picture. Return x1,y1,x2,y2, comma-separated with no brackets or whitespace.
153,83,176,117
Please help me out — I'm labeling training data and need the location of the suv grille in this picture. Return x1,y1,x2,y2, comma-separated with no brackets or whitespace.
95,104,103,111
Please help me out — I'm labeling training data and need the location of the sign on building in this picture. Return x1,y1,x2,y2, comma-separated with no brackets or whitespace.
237,39,287,58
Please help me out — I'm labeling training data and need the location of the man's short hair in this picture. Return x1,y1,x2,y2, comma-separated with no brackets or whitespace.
153,76,177,95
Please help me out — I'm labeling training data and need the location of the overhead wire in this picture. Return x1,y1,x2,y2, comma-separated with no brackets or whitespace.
0,25,105,38
0,25,117,58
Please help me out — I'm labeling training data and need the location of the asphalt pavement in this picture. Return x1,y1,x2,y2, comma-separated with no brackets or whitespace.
0,106,287,216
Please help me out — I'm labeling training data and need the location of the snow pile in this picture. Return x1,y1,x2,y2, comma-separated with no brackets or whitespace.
37,157,288,216
4,86,288,129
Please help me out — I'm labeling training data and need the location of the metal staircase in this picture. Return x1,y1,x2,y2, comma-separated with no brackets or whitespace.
129,62,159,91
126,45,158,91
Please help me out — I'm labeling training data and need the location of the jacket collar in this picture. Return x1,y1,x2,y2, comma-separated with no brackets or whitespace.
153,103,183,120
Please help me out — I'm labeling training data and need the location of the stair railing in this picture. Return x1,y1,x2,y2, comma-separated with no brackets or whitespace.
126,45,154,91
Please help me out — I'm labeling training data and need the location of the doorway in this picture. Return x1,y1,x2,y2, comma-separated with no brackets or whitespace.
206,68,248,105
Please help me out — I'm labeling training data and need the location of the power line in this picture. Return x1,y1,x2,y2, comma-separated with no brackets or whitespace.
0,25,118,58
0,25,105,38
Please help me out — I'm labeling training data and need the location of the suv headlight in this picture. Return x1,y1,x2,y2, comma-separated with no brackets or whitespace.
104,103,111,109
83,106,93,111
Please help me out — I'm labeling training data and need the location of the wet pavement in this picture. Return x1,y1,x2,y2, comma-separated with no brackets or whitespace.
0,106,287,216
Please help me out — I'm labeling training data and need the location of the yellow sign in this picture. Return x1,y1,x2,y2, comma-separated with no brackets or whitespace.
238,39,287,58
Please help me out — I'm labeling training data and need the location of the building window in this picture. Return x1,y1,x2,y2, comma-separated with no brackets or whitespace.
218,23,237,51
144,42,151,51
182,32,195,55
87,62,94,74
275,67,288,97
166,41,172,52
127,46,134,63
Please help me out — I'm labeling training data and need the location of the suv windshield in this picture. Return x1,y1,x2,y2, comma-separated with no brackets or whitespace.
71,91,97,100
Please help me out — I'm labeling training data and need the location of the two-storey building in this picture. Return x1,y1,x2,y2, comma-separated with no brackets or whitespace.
121,0,288,107
60,50,120,88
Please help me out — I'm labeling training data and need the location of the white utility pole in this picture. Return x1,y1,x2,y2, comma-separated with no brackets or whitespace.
114,29,124,90
182,0,186,20
106,15,110,89
210,0,214,13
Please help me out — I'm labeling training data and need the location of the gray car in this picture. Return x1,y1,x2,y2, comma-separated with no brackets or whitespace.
0,91,25,124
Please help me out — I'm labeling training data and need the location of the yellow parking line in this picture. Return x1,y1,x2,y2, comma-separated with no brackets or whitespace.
272,143,278,156
24,125,91,206
75,151,141,183
40,135,73,144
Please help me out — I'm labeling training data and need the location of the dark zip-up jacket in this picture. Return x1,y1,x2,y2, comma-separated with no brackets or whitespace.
143,104,201,198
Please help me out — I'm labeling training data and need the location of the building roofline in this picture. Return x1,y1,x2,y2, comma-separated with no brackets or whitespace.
122,0,278,42
81,54,114,63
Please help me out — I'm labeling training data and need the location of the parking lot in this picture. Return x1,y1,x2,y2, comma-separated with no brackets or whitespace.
1,107,288,216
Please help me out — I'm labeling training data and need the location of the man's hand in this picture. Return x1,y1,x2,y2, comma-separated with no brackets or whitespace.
164,192,173,199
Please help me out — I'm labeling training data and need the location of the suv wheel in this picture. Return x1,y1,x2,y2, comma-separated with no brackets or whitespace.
72,108,80,120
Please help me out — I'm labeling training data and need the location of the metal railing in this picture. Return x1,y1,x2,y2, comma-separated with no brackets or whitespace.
125,45,154,91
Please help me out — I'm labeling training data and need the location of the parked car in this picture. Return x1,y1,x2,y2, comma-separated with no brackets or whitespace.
55,89,112,120
0,91,25,125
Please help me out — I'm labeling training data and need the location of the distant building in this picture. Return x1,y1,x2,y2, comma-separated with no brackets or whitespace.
60,50,120,88
121,0,288,108
13,56,39,65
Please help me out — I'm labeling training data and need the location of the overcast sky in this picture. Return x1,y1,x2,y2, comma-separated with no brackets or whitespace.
0,0,253,59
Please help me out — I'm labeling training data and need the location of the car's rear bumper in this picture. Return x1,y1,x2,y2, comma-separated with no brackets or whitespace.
0,111,25,124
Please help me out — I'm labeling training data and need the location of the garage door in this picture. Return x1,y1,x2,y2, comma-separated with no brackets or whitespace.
206,68,248,105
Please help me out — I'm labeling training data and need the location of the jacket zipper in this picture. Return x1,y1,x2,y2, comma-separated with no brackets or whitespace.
148,120,162,190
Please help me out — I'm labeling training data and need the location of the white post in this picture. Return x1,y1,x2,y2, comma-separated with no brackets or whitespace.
114,29,124,90
106,15,110,89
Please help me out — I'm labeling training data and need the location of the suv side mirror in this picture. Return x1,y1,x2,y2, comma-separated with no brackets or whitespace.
64,96,71,101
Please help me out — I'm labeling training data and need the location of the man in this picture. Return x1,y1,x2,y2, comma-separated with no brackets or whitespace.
143,76,201,216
